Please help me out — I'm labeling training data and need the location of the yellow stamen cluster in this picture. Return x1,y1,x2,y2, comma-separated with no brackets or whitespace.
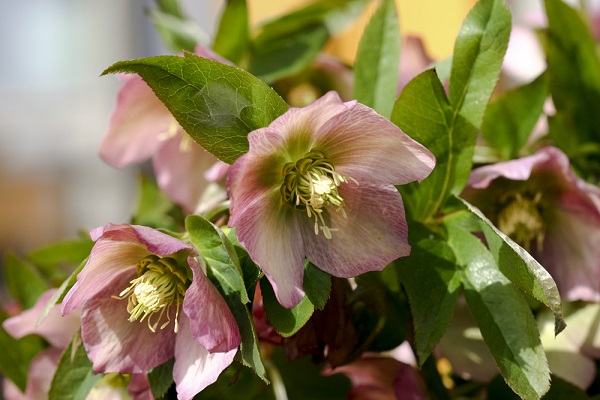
114,254,189,333
157,117,193,152
497,191,545,251
280,149,354,239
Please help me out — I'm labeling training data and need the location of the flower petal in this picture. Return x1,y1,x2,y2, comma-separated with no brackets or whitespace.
313,100,435,186
128,374,154,400
129,224,197,256
173,316,236,400
3,289,80,349
302,184,410,278
100,74,173,168
183,257,241,353
80,287,176,374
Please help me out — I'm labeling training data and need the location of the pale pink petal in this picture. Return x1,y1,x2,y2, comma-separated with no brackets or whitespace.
302,184,410,278
313,100,435,186
153,133,218,213
183,257,241,353
128,374,154,400
503,26,546,85
204,161,230,183
173,316,237,400
130,225,197,256
80,288,176,374
24,348,62,400
3,289,80,349
100,74,172,168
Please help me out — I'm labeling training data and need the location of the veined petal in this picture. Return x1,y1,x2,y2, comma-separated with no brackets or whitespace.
302,184,410,278
100,74,172,168
81,287,176,374
3,289,80,349
313,100,435,185
183,257,241,353
173,316,237,400
130,225,197,257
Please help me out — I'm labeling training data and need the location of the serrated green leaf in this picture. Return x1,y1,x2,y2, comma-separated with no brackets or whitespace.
396,232,460,366
148,358,174,398
487,374,589,400
102,53,288,164
49,333,103,400
3,251,49,309
260,278,314,337
449,0,511,129
212,0,249,65
353,0,401,118
392,69,477,221
0,310,46,392
481,73,548,159
303,261,331,310
452,196,565,335
447,225,550,400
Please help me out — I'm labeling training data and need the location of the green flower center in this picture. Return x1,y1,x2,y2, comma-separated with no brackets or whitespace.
497,191,545,251
280,149,354,239
114,254,189,333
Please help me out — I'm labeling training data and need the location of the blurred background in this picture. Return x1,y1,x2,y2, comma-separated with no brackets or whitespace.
2,0,553,255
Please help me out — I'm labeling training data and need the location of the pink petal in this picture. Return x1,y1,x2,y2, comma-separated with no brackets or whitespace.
100,74,172,168
204,161,230,183
80,290,176,374
398,36,434,93
302,184,410,278
153,133,219,213
128,374,154,400
3,289,80,349
24,348,62,400
313,99,435,186
183,257,241,353
129,225,197,256
173,316,237,400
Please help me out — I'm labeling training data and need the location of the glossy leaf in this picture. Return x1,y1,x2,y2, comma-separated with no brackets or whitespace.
102,53,288,164
148,359,174,399
3,251,49,309
353,0,401,118
212,0,249,65
303,261,331,310
447,225,550,400
260,278,314,337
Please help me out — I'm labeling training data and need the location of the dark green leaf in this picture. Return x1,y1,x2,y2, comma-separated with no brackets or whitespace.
3,251,49,309
481,73,548,159
353,0,401,118
396,231,460,365
449,0,511,129
452,196,565,335
303,261,331,310
155,0,185,17
260,277,314,337
102,53,288,164
392,69,477,221
49,333,103,400
148,358,174,398
447,225,550,400
212,0,249,65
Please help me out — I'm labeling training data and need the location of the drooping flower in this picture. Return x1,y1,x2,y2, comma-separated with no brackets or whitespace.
227,91,435,308
61,224,241,400
100,46,230,213
462,146,600,301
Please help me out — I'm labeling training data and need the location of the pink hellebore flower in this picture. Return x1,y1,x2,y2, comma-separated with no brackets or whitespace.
61,224,241,400
227,91,435,308
101,46,230,213
462,146,600,302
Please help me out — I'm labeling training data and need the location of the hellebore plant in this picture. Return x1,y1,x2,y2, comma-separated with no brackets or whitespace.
462,146,600,301
227,91,435,308
61,224,241,400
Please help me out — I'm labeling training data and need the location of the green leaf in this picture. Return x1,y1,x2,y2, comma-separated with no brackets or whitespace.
260,277,314,337
452,196,565,335
481,73,548,159
3,251,49,309
212,0,249,65
303,261,331,310
447,225,550,400
396,229,461,365
186,216,267,382
391,69,477,221
449,0,511,129
487,374,589,400
0,310,46,392
148,359,174,398
131,173,183,231
27,236,93,278
102,53,289,164
49,333,103,400
353,0,401,118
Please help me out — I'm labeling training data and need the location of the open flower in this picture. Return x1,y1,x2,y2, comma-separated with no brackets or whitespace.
462,146,600,301
100,46,230,213
61,224,241,400
227,91,435,308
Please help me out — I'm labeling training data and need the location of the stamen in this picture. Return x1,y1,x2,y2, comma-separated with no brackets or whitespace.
497,191,545,251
